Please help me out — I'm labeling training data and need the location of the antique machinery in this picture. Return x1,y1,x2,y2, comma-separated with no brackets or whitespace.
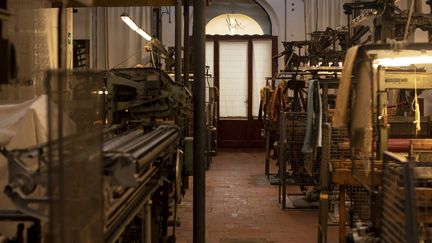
259,64,341,210
275,68,341,210
318,43,432,243
261,73,307,185
0,68,191,243
264,12,353,204
104,67,191,242
0,0,199,242
276,28,349,72
106,67,191,127
316,2,432,240
266,24,346,209
343,0,432,43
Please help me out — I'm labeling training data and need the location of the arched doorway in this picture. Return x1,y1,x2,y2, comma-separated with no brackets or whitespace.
206,13,264,35
206,0,272,35
205,0,277,148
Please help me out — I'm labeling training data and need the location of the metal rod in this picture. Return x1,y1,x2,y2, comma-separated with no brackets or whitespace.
175,0,182,83
279,112,286,210
403,162,419,242
135,133,178,170
105,178,161,243
183,0,190,88
131,129,176,157
143,201,152,243
338,185,346,242
193,0,206,242
0,210,39,221
106,166,158,218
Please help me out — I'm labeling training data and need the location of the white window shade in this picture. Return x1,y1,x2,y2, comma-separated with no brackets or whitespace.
252,40,272,117
219,41,248,118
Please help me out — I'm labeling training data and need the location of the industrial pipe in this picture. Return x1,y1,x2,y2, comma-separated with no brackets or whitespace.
175,0,182,83
193,0,206,242
143,201,152,243
183,0,190,88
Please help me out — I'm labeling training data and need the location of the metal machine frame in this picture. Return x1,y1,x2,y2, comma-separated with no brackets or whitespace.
267,68,341,210
0,68,191,243
352,44,432,190
318,43,432,243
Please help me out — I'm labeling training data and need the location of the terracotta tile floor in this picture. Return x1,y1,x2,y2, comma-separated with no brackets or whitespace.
175,149,337,243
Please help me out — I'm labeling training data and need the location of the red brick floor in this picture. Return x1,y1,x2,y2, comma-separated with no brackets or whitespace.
175,149,337,243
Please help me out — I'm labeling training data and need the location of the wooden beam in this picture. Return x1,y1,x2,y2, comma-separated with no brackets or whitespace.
67,0,209,7
332,169,382,186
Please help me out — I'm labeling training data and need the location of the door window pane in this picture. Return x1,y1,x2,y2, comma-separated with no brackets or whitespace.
219,41,248,118
252,40,272,117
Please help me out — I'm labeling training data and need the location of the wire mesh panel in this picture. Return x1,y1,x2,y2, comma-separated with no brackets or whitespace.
47,71,105,243
346,185,371,220
381,152,432,243
333,120,372,222
319,123,372,242
281,112,319,185
318,123,332,242
320,123,332,189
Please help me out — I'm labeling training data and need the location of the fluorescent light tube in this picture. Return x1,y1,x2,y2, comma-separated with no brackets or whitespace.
121,14,152,41
137,29,152,41
374,55,432,67
121,15,139,32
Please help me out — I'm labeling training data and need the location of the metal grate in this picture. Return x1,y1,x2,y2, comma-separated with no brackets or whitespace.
380,152,432,243
280,112,319,185
318,123,333,242
321,124,370,217
346,185,370,220
47,71,105,243
319,123,371,243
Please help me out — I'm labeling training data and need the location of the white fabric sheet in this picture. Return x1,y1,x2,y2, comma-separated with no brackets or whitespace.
0,95,76,237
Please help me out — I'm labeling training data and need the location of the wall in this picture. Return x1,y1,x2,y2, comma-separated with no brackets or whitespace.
73,8,92,41
264,0,305,71
161,6,178,48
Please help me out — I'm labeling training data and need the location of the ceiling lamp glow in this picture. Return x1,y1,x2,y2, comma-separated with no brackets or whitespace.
121,14,152,41
374,55,432,67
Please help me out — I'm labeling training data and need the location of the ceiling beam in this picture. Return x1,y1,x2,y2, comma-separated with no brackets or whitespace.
67,0,211,7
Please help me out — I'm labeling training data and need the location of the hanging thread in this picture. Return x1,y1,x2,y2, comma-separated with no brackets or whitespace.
412,67,421,135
